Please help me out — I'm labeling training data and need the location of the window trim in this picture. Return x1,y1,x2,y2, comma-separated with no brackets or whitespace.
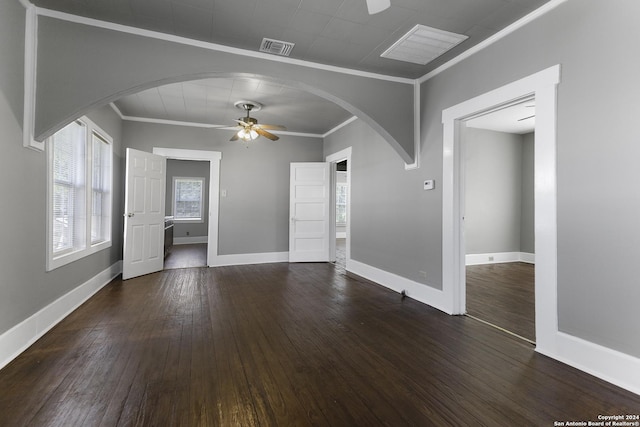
172,176,205,224
46,116,113,271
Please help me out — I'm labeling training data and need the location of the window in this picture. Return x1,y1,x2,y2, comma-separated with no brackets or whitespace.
173,177,205,222
336,182,348,225
91,132,111,244
47,117,112,270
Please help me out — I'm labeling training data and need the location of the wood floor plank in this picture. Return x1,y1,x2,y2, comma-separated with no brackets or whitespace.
466,262,535,341
1,262,639,427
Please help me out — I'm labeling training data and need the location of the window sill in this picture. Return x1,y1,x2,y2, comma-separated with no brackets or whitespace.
47,240,112,271
173,218,204,224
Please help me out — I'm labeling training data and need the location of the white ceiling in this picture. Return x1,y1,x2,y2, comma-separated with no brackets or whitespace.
465,100,535,134
30,0,551,135
114,77,353,136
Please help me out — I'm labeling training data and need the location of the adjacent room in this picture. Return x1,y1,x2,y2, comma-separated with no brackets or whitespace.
1,0,640,425
463,101,536,343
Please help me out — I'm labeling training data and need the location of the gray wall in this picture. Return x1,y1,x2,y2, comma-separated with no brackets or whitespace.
35,16,415,162
0,0,124,337
166,159,210,239
418,0,640,357
324,119,439,286
520,133,535,254
464,128,534,255
327,0,640,359
123,121,323,255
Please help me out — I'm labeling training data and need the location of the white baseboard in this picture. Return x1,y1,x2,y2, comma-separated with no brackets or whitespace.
0,261,122,371
209,251,289,267
537,332,640,396
173,236,208,245
349,257,640,396
466,252,535,265
347,259,452,314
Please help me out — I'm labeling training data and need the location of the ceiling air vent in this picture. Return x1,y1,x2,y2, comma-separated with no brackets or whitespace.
381,24,468,65
259,38,295,57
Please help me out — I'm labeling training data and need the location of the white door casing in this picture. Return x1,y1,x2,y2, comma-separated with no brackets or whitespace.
289,162,331,262
123,148,166,280
441,64,560,352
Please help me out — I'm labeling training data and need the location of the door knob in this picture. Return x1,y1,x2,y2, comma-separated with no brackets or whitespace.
127,213,135,217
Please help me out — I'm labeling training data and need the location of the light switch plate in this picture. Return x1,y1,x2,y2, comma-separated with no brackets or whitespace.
423,180,435,190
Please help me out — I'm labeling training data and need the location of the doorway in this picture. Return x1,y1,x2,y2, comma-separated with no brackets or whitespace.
326,147,352,272
334,160,348,271
461,103,536,342
152,147,222,267
441,65,560,353
163,159,209,270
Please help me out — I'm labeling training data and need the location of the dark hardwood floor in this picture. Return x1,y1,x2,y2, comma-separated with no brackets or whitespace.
164,243,207,269
334,238,346,273
1,262,638,426
466,262,535,343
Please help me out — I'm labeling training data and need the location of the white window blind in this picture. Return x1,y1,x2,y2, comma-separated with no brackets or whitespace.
173,177,204,221
336,182,348,225
52,120,86,255
91,131,111,244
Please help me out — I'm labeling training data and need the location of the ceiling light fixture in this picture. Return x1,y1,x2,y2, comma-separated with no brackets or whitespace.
229,101,286,142
237,127,259,141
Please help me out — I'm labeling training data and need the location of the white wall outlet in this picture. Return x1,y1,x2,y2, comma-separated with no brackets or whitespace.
423,180,435,190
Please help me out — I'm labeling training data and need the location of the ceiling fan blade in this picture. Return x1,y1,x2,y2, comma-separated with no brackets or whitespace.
255,128,279,141
229,132,240,141
234,119,250,126
366,0,390,14
256,124,287,131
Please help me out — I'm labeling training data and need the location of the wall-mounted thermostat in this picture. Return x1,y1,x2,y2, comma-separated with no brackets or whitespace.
423,180,435,190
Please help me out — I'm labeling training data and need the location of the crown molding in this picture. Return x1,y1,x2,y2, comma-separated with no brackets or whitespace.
323,116,358,138
32,6,413,85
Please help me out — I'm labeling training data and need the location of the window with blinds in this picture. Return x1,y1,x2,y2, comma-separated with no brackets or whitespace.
173,177,205,222
91,132,111,244
51,120,86,255
47,117,113,271
336,182,348,225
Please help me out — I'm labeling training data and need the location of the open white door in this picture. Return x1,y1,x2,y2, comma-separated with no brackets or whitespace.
123,148,166,280
289,162,331,262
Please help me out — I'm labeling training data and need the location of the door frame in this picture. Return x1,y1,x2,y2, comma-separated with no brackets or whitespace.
326,147,352,270
153,147,221,267
441,65,560,353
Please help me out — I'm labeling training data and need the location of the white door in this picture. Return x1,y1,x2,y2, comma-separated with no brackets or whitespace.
289,162,331,262
123,148,166,280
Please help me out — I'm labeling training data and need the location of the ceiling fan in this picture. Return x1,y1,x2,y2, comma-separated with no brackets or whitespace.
366,0,391,14
230,101,286,142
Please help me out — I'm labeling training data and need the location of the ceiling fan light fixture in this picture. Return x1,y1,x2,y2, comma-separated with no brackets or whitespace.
237,128,259,141
229,100,285,142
